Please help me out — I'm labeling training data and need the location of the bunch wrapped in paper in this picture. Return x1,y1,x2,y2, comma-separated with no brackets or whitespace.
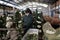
42,22,60,40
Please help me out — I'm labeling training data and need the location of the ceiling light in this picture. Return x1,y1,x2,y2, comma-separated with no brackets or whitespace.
33,5,37,7
28,6,32,7
39,3,48,7
0,1,20,10
38,8,42,9
33,8,36,9
0,1,4,4
27,2,32,5
32,2,36,4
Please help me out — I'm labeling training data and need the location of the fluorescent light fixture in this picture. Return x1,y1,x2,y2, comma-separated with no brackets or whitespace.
0,0,20,10
33,5,37,7
38,8,42,9
33,8,36,9
28,6,32,8
27,2,32,5
39,3,48,7
32,2,36,4
27,2,48,7
19,6,27,10
19,6,23,9
0,1,4,4
0,1,14,7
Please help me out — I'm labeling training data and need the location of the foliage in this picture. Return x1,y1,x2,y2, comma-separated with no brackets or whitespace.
15,11,21,27
26,34,38,40
0,14,7,38
33,9,44,29
15,11,23,40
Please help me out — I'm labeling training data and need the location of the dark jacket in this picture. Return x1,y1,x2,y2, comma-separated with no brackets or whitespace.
23,14,33,27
